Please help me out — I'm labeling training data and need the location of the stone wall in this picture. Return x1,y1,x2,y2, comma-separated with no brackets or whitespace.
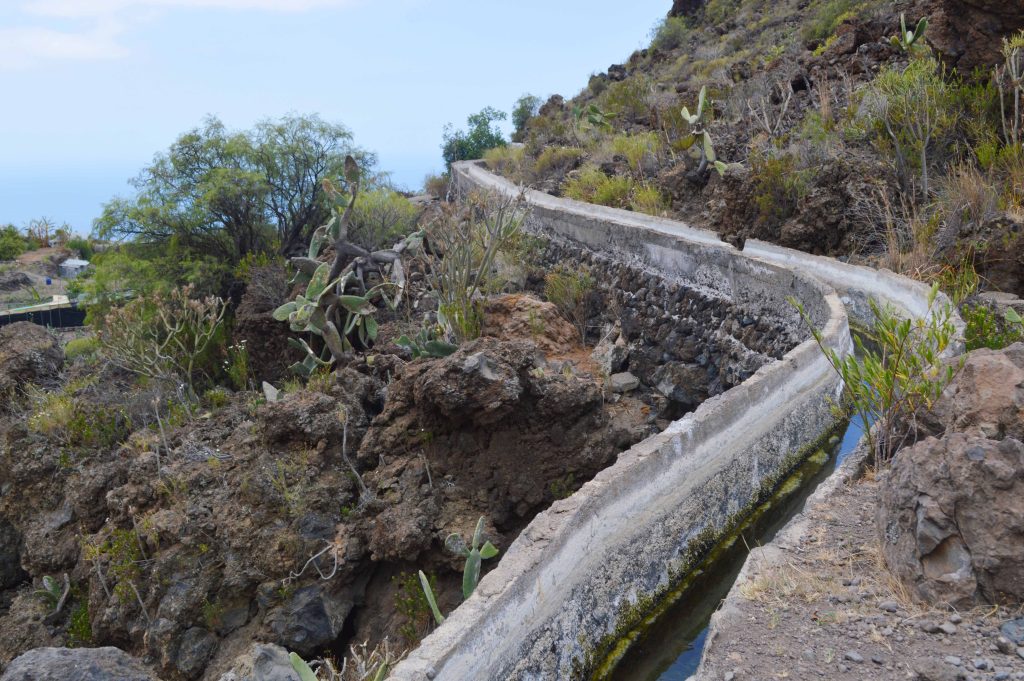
384,163,850,680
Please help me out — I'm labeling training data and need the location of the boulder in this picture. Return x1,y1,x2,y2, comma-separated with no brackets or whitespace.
609,372,640,393
264,584,351,655
480,294,578,355
877,433,1024,608
0,271,31,292
216,643,300,681
920,0,1024,71
0,322,63,406
0,646,160,681
916,343,1024,442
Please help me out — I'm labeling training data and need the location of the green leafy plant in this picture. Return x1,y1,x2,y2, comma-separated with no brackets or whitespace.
0,225,28,260
97,286,227,400
562,166,633,208
348,188,421,251
545,265,594,343
679,86,728,179
963,303,1024,350
418,570,446,626
273,157,407,375
890,13,928,52
446,516,501,600
418,516,500,626
511,94,542,142
34,575,64,611
864,55,959,197
442,107,507,168
795,283,961,464
423,192,524,342
571,104,616,147
395,326,458,359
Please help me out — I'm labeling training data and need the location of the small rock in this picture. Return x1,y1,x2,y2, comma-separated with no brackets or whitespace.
996,673,1010,681
940,622,959,635
608,371,640,393
996,637,1015,655
973,659,991,671
1017,647,1024,661
845,651,864,664
802,649,815,661
950,613,963,624
945,656,963,667
724,672,735,681
1003,619,1024,646
921,621,941,634
879,600,899,612
872,655,885,665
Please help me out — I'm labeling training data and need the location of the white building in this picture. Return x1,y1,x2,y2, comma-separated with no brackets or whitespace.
59,258,91,279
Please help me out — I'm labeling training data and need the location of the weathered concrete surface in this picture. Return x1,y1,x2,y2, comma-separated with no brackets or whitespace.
386,162,961,681
385,163,850,680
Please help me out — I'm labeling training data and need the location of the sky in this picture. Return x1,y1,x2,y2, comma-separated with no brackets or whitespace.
0,0,668,234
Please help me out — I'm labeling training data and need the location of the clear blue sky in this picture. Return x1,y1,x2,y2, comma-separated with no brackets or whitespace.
0,0,668,234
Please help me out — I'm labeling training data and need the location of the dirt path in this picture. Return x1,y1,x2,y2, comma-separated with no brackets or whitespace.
697,463,1024,681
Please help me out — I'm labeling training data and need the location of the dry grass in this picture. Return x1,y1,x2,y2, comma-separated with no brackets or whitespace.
739,557,832,605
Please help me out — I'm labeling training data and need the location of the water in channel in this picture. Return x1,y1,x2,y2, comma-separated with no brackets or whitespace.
608,412,870,681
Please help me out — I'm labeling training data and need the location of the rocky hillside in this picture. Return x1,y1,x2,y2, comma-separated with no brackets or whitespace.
497,0,1024,296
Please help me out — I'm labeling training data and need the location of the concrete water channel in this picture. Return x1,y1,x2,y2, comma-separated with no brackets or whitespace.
386,162,960,681
608,413,870,681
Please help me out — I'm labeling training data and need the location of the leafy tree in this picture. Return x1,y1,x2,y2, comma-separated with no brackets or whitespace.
441,107,507,168
0,225,27,260
95,114,374,260
511,94,541,142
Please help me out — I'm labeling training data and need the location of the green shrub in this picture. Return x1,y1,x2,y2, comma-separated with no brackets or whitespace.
599,76,651,122
631,183,667,216
66,237,94,260
348,188,420,250
533,146,584,176
650,15,689,52
801,0,864,44
425,192,524,342
97,286,228,399
0,225,27,260
963,304,1024,350
750,152,811,223
562,166,632,208
545,265,594,343
796,284,961,464
483,145,529,183
704,0,741,26
863,55,960,196
27,379,132,449
224,340,252,391
511,94,542,143
64,336,100,360
609,132,661,175
441,107,507,168
204,386,231,409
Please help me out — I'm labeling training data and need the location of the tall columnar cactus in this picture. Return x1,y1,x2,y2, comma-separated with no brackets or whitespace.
680,86,728,178
890,13,928,52
273,155,413,376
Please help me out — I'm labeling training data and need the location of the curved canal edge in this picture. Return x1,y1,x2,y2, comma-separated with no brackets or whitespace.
600,414,870,681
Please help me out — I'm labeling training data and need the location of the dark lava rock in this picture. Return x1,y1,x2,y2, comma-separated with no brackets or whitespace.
0,322,63,408
878,432,1024,608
